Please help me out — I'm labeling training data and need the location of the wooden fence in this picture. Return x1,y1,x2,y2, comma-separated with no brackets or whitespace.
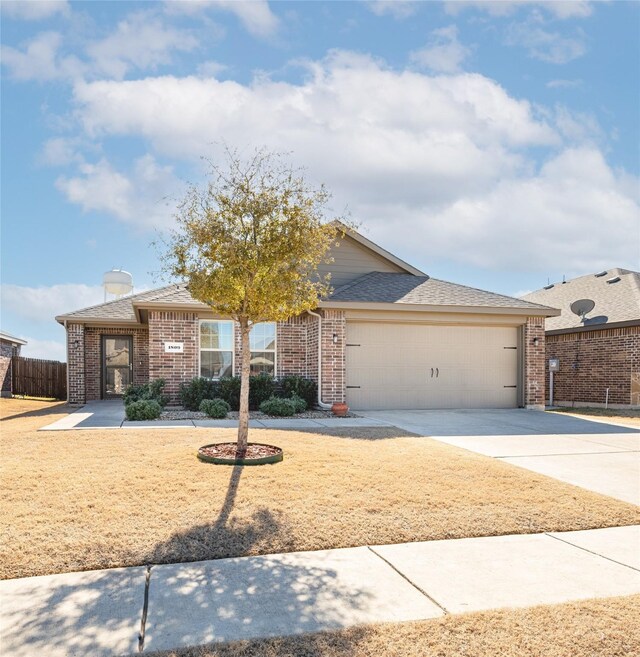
11,356,67,400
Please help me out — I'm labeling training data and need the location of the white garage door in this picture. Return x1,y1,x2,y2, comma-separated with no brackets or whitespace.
346,322,520,410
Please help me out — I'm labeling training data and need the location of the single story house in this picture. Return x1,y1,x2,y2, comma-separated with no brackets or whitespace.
0,331,27,397
56,228,558,410
522,268,640,408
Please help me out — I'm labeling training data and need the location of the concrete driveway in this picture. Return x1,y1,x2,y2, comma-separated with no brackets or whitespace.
361,409,640,505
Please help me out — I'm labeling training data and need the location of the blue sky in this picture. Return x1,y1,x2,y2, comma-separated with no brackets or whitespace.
1,0,639,360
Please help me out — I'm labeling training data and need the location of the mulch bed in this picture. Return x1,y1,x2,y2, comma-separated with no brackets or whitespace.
161,409,360,420
198,442,281,460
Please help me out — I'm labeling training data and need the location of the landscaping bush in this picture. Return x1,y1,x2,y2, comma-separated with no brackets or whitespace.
259,396,296,417
279,375,316,409
125,399,162,421
290,393,307,413
199,398,231,419
179,377,218,411
123,379,168,407
216,374,276,411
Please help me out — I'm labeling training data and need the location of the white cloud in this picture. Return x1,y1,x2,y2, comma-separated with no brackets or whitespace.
410,25,471,74
367,147,638,272
367,1,418,19
55,155,181,228
1,0,69,20
60,52,636,271
444,1,594,19
38,137,82,166
196,60,227,78
546,78,583,89
505,17,587,64
165,0,279,38
20,338,67,362
86,12,199,79
0,31,84,81
1,283,104,323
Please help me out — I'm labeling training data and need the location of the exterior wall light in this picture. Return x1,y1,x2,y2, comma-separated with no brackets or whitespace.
532,337,540,346
332,333,338,344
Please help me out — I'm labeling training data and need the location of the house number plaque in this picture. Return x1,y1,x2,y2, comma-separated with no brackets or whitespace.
164,342,184,353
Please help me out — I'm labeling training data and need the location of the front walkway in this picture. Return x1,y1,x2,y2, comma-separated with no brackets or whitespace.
39,400,391,431
1,525,638,657
361,409,640,505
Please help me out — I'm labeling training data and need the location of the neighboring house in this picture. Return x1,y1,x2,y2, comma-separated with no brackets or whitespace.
522,268,640,408
0,331,27,397
56,227,558,410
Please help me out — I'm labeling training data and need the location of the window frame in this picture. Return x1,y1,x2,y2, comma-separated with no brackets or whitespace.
249,321,278,377
198,319,235,380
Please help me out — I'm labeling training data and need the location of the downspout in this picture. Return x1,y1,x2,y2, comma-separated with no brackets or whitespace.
307,310,332,409
64,319,70,403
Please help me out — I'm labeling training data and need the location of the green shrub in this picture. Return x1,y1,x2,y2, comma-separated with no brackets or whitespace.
290,393,307,413
199,398,231,419
125,399,162,421
123,379,168,407
217,376,241,410
259,396,296,417
279,376,316,409
179,377,218,411
216,374,276,411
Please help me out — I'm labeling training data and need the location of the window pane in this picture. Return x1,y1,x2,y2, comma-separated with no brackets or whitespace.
105,367,130,395
250,351,275,376
105,338,130,366
201,351,233,379
201,321,233,350
250,322,276,351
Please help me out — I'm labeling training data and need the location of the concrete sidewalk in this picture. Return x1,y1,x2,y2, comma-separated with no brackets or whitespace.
39,401,391,431
1,526,639,657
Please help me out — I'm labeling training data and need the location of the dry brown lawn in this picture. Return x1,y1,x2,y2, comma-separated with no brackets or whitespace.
549,406,640,428
150,595,640,657
2,398,639,579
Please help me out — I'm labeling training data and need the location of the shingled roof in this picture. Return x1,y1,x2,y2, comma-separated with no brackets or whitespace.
329,272,556,311
55,285,204,324
56,271,557,324
522,268,640,332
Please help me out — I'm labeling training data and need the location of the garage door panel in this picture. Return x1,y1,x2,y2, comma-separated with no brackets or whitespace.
346,322,519,410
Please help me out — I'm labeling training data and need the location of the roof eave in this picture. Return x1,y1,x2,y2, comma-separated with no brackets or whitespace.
546,318,640,335
55,315,143,327
319,300,560,316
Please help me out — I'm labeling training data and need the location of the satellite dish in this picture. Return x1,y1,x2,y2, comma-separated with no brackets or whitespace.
570,298,595,321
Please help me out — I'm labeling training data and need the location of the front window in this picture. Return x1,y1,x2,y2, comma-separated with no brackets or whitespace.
200,321,233,379
250,322,276,376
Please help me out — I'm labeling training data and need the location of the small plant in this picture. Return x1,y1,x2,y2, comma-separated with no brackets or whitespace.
199,398,231,419
259,396,296,417
179,377,219,411
123,379,168,407
217,376,241,410
249,372,276,409
290,393,307,413
279,375,316,409
125,399,162,421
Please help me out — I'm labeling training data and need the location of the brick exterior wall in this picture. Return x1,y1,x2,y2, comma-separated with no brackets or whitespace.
524,316,546,409
84,327,149,401
319,309,346,404
148,311,199,404
546,325,640,407
67,323,85,405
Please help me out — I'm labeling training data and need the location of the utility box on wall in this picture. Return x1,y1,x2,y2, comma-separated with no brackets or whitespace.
549,358,560,372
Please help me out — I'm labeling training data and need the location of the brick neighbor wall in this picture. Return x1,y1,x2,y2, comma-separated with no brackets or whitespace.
67,323,85,405
546,325,640,407
0,341,16,396
84,327,149,401
148,311,199,404
524,316,546,409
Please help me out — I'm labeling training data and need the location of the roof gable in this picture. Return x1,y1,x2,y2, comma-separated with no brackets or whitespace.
522,268,640,331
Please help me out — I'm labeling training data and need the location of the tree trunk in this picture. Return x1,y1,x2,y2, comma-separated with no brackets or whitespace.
237,318,251,454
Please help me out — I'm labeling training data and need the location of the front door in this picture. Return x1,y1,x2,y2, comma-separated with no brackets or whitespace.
102,336,133,398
